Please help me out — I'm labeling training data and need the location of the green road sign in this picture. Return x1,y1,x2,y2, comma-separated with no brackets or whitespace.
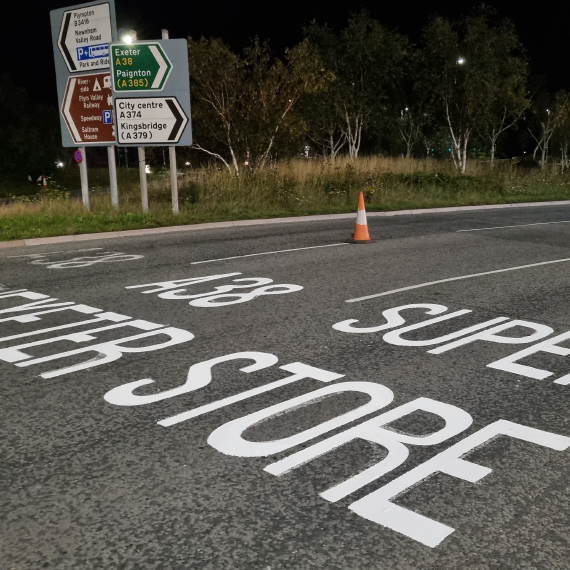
110,42,172,91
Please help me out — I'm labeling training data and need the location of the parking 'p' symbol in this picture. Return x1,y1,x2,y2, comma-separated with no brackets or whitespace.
103,110,112,124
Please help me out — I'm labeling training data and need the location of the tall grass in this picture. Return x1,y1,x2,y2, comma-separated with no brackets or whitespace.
2,156,570,241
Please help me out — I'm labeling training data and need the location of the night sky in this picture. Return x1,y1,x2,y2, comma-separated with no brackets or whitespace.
9,0,567,106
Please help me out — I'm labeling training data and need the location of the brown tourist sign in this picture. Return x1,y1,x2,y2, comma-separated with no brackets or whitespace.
61,71,116,144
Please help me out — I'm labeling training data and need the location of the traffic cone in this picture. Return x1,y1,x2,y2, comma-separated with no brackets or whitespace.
42,175,48,189
348,191,373,243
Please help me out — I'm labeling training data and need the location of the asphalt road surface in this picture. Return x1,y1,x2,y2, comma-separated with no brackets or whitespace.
3,205,570,570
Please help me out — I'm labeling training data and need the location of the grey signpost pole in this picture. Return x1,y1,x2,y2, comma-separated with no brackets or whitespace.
162,29,179,214
126,30,149,213
111,38,191,214
108,146,119,208
79,147,90,210
138,147,149,212
50,1,118,212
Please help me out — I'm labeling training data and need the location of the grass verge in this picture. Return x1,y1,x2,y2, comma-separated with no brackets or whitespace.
2,157,570,242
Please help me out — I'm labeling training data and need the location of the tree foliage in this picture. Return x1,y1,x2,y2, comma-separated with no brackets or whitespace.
2,9,568,181
421,11,529,173
0,74,64,177
304,12,409,159
188,37,330,173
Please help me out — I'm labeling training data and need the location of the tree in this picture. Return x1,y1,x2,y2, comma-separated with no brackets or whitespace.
0,74,64,176
478,23,529,166
188,37,329,174
528,90,570,169
304,12,409,159
553,97,570,172
187,37,242,173
390,50,432,159
421,12,528,173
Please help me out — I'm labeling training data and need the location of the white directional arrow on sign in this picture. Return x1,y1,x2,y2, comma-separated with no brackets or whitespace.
58,3,112,72
115,97,189,144
148,45,169,89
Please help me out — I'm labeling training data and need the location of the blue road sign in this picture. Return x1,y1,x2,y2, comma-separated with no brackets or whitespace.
103,110,112,124
77,43,110,61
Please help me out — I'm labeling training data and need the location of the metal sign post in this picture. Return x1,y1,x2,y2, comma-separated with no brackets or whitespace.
162,29,179,214
111,37,192,214
78,147,90,209
107,146,119,208
50,1,118,211
138,147,149,212
169,146,178,213
113,30,147,212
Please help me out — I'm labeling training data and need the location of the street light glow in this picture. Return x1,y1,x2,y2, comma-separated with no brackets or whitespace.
457,57,466,65
122,34,133,44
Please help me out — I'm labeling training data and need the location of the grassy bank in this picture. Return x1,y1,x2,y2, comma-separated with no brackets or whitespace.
2,157,570,241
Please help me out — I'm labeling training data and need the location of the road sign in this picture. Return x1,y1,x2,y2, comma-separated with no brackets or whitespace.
110,43,172,91
74,149,83,163
51,1,117,147
115,97,188,144
61,72,115,145
57,2,112,72
111,39,192,146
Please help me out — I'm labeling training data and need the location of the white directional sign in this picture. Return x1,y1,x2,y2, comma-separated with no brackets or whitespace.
115,97,189,144
58,2,112,72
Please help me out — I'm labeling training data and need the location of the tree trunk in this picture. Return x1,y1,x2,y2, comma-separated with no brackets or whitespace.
461,135,468,174
489,128,497,168
344,112,364,160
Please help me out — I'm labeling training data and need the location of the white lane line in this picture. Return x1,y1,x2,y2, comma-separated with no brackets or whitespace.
191,243,349,264
346,257,570,303
457,220,570,232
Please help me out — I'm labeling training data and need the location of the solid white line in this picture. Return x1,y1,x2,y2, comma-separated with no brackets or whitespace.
191,243,349,264
346,257,570,303
457,220,570,232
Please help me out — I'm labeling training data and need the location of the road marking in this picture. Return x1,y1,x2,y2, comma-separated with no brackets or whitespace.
191,243,348,264
457,220,570,232
9,250,144,269
9,248,103,258
346,257,570,302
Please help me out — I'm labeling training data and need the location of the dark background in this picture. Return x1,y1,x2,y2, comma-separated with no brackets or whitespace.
8,0,567,106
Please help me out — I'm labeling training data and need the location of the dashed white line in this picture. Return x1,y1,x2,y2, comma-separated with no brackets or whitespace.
457,220,570,232
346,257,570,302
191,243,349,264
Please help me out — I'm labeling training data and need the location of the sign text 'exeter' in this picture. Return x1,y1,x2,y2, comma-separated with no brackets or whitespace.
110,43,172,91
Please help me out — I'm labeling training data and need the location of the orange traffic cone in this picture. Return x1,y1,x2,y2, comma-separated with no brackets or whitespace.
42,175,48,189
348,191,373,243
